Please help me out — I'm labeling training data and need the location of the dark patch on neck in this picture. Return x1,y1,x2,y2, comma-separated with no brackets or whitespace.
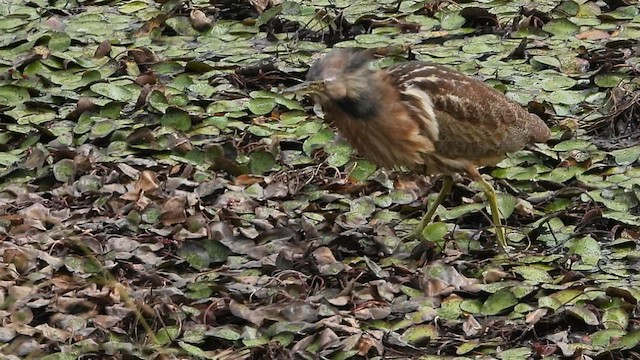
334,90,380,120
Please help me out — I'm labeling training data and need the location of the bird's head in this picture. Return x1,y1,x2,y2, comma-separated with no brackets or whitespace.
284,48,381,119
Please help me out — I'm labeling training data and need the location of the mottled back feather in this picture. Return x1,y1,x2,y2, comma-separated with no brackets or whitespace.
386,62,551,162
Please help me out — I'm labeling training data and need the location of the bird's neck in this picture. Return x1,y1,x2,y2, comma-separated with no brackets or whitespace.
332,95,379,120
330,75,381,120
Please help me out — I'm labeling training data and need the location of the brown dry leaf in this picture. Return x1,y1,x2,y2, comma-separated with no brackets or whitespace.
8,286,36,302
94,40,112,58
92,314,121,329
121,170,158,207
421,262,477,296
353,305,392,320
73,155,92,174
357,334,383,356
315,328,339,349
160,196,187,226
189,9,213,31
35,323,71,342
49,275,81,292
526,308,548,324
248,0,282,13
279,302,318,322
312,247,350,275
576,29,610,40
134,71,157,86
67,98,97,120
234,174,264,186
134,14,168,37
129,47,160,64
514,198,535,217
10,308,34,325
462,315,482,337
482,268,509,283
23,148,48,170
533,342,559,357
136,83,152,108
3,248,34,274
229,300,266,326
312,247,336,265
45,16,65,31
326,295,349,306
135,171,159,193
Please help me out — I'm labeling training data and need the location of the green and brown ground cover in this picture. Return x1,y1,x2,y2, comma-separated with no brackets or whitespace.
1,0,640,359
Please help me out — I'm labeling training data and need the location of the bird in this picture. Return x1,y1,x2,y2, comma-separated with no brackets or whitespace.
285,48,551,252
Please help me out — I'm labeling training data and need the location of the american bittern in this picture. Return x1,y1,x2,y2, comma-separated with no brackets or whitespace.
286,48,551,252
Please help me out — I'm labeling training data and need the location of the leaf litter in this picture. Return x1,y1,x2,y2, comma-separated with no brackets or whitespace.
1,0,640,359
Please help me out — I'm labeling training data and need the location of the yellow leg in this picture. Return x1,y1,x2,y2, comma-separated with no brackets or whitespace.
411,175,454,239
468,168,507,253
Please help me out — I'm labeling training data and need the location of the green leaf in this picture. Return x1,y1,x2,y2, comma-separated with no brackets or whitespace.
567,235,601,266
0,85,30,106
178,342,207,357
552,139,597,151
48,32,71,51
347,160,377,181
0,152,21,167
618,329,640,350
422,222,448,243
498,347,533,360
554,0,580,16
325,142,353,167
248,98,277,115
201,240,230,264
443,203,485,220
209,325,242,340
90,119,117,139
155,326,180,345
547,90,587,105
177,241,211,270
513,265,553,283
567,305,599,326
602,306,629,330
53,159,75,183
496,193,517,219
540,166,584,183
90,83,133,102
350,196,376,216
439,12,465,30
457,340,479,355
591,329,627,347
255,4,282,26
161,108,192,131
303,128,334,154
249,151,275,174
603,210,640,226
595,72,626,88
531,56,562,69
600,5,639,20
401,324,439,344
481,288,518,315
611,146,640,166
543,18,579,36
275,96,304,110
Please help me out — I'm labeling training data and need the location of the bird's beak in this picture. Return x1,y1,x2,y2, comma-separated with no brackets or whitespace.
282,80,325,96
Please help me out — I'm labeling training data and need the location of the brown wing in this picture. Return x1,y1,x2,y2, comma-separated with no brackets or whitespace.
386,61,550,162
